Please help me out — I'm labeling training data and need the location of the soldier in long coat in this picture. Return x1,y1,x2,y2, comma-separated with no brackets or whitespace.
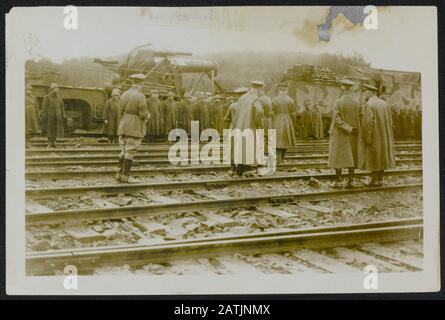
399,109,408,138
271,83,297,164
311,103,324,140
415,110,422,139
42,83,65,148
178,93,192,134
391,106,401,139
161,92,177,140
197,96,210,131
146,90,163,141
117,74,149,182
408,109,416,138
213,96,226,135
25,84,40,146
103,89,121,143
230,80,265,176
328,79,361,188
300,100,313,140
360,84,395,186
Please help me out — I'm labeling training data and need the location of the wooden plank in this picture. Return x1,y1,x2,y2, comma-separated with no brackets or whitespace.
25,199,53,213
260,253,320,273
332,247,409,273
293,249,360,273
168,259,218,275
212,255,263,274
64,226,106,243
360,243,423,270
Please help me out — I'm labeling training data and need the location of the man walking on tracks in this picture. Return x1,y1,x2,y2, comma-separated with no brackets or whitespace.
328,79,361,188
42,83,65,148
103,88,121,143
116,74,149,183
360,84,395,186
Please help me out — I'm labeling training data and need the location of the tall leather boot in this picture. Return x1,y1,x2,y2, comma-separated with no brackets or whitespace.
346,168,355,188
120,158,133,183
115,156,125,181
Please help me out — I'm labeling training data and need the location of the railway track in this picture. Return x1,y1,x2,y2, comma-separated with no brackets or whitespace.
26,217,423,275
26,183,422,225
26,168,422,197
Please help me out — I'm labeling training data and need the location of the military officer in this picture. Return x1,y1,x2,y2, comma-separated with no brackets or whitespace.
360,84,395,186
178,93,192,134
328,79,361,188
116,74,149,183
146,89,163,141
311,103,324,140
103,88,121,143
25,84,40,146
161,91,177,140
300,100,313,140
271,82,297,164
230,80,265,177
42,83,65,148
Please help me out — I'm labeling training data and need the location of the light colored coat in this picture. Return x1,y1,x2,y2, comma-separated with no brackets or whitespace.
328,93,362,169
360,96,396,171
231,88,264,165
117,86,149,139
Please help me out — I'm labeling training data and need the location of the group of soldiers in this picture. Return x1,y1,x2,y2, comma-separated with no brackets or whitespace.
328,79,396,188
25,83,65,148
391,107,422,139
24,74,416,185
104,88,236,144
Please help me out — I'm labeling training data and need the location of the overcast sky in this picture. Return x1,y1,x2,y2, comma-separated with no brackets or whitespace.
10,6,436,72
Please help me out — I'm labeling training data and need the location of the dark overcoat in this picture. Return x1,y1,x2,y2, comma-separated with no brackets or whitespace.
360,96,396,171
328,94,362,169
146,96,162,135
161,98,177,134
25,93,40,133
103,97,121,136
271,93,297,149
42,92,65,138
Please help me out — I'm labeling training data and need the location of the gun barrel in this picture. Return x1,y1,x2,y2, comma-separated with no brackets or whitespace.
153,49,193,57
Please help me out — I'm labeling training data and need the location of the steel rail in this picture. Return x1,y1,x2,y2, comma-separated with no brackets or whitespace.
26,183,422,225
25,141,421,152
24,157,422,169
25,152,422,162
26,217,423,275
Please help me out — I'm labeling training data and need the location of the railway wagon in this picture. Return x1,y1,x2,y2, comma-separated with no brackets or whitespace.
27,80,108,133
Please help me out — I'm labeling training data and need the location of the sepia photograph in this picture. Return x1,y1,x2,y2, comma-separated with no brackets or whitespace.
5,5,440,295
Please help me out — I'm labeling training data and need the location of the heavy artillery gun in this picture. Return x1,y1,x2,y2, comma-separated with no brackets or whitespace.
94,43,224,97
